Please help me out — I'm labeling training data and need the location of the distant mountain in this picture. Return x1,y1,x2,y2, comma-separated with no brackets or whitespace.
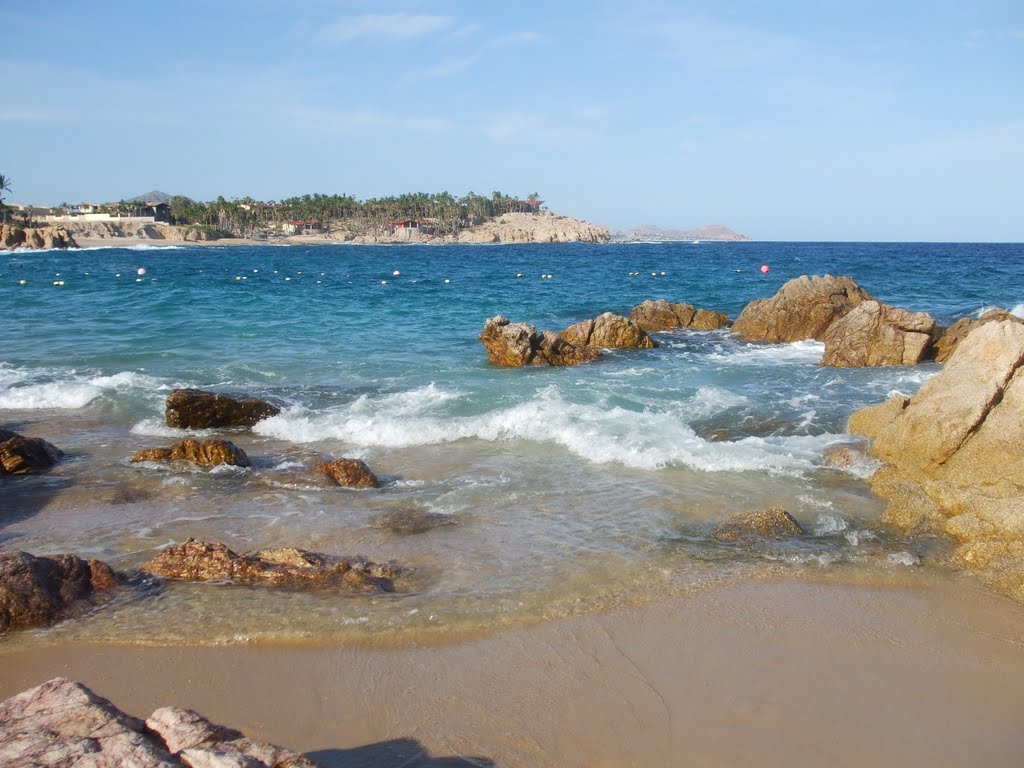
612,224,751,242
126,190,176,204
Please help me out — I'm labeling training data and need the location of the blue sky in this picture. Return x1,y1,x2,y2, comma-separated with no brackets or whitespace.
2,0,1022,240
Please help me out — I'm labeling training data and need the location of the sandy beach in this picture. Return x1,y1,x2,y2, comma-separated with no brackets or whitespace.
3,574,1024,767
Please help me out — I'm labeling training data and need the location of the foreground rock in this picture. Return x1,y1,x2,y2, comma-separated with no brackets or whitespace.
732,275,871,343
480,315,602,367
629,299,731,332
131,437,250,468
140,538,402,593
820,300,937,367
165,388,280,429
561,312,656,349
933,308,1024,363
314,457,381,488
712,508,807,543
0,429,64,475
0,677,318,767
850,320,1024,600
0,551,120,633
0,224,77,250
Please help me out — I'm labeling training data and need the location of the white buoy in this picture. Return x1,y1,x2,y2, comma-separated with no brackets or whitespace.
444,278,450,284
18,279,26,285
393,270,401,276
137,267,146,276
285,277,291,281
135,278,142,283
381,280,388,285
516,273,524,278
115,273,121,277
660,271,667,276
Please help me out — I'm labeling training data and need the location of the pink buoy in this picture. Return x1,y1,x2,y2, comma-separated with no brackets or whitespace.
760,264,770,274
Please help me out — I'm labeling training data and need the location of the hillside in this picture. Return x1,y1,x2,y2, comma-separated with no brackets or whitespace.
612,224,751,242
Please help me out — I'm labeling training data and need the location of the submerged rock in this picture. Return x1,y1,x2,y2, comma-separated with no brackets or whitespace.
933,308,1024,363
629,299,731,332
314,457,381,488
130,437,250,468
165,388,280,429
820,300,937,367
732,275,871,343
0,428,64,475
140,538,402,593
0,551,120,633
0,677,319,767
479,315,602,367
371,509,458,534
561,312,656,349
712,508,807,543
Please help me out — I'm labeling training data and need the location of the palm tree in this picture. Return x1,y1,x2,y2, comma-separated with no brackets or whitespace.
0,174,10,222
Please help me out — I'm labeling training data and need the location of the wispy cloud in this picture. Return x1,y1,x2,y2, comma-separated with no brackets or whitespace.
317,13,455,44
403,55,479,84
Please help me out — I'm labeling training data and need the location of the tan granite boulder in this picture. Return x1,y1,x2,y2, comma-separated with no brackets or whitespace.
934,308,1024,363
0,428,64,475
0,551,120,633
140,538,402,593
732,275,871,342
820,300,936,367
0,225,77,250
165,388,280,429
629,299,730,332
561,312,656,349
712,508,806,542
690,308,732,331
314,457,381,488
130,437,250,467
480,315,601,367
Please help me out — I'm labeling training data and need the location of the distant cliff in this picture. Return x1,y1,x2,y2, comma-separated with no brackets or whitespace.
454,212,610,244
612,224,751,242
0,224,77,250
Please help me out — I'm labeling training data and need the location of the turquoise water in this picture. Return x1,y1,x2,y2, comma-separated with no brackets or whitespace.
2,240,1022,645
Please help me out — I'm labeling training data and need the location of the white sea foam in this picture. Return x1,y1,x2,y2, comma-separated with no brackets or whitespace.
0,367,174,410
1011,303,1024,318
0,381,101,409
708,339,824,366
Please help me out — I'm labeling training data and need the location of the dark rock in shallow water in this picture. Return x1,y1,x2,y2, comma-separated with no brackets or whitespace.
0,551,121,633
130,437,250,468
0,428,64,475
712,508,807,543
165,388,280,429
140,538,403,593
314,457,381,488
371,510,457,534
0,677,319,767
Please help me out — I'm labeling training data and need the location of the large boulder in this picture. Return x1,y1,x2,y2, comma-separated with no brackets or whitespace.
629,299,731,332
165,388,280,429
140,538,402,593
480,315,602,367
850,320,1024,599
0,429,64,475
130,437,250,467
314,457,381,488
0,551,120,633
561,312,656,349
934,308,1024,363
0,677,318,767
820,300,936,367
732,275,872,343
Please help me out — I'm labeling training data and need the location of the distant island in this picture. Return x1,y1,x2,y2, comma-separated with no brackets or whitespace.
612,224,751,242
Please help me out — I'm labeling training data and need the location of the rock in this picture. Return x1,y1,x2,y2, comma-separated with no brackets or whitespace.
561,312,656,349
0,551,120,633
455,211,610,244
934,308,1024,363
314,458,381,488
851,320,1024,600
712,508,807,542
479,315,601,367
629,299,730,332
0,677,319,767
731,275,872,343
820,300,936,367
165,389,280,430
131,437,250,468
0,428,64,475
370,510,457,534
140,538,402,593
0,225,77,250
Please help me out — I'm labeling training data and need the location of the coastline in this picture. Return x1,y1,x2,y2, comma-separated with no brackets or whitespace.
3,574,1024,767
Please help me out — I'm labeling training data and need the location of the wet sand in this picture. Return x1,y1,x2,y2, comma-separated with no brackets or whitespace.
3,575,1024,767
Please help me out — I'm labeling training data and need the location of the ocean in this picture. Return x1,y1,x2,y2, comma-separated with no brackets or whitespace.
2,240,1023,647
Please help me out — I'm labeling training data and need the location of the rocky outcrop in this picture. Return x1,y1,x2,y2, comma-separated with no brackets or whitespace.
712,508,807,542
140,538,402,593
130,437,250,468
934,308,1024,363
820,300,937,367
732,275,871,343
480,315,602,367
0,429,64,475
629,299,731,332
0,677,318,767
849,320,1024,600
0,225,77,250
165,388,280,429
0,551,120,633
456,211,610,244
561,312,656,349
314,457,381,488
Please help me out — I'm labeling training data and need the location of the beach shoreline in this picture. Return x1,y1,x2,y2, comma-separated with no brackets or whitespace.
3,574,1023,767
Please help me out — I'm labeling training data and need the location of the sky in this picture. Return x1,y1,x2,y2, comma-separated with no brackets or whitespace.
1,0,1022,241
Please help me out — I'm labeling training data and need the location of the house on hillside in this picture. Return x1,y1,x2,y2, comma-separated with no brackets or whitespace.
391,219,432,240
130,201,170,222
283,219,324,235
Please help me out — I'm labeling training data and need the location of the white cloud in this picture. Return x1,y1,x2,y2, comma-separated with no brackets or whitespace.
317,13,455,44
